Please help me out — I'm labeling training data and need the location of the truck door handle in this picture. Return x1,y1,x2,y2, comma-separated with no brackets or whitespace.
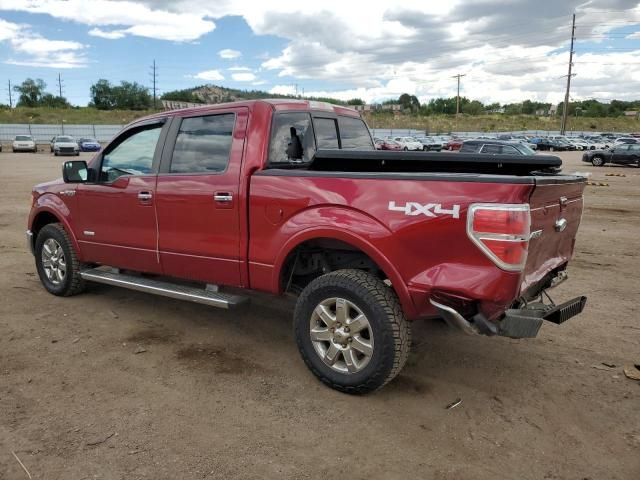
138,191,153,201
214,193,233,202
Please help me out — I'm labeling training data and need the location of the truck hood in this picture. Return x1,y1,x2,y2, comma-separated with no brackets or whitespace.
34,178,65,195
54,142,78,148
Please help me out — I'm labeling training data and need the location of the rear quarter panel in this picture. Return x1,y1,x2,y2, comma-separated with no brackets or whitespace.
248,173,534,320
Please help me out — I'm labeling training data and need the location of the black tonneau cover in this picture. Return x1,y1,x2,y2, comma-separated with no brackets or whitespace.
309,150,562,175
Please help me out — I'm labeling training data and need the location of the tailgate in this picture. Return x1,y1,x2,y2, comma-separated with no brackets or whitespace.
521,177,586,292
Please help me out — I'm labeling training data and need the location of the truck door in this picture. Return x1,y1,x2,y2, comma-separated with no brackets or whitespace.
155,108,248,287
75,120,168,273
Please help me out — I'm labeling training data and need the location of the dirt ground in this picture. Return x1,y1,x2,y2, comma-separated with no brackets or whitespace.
0,149,638,480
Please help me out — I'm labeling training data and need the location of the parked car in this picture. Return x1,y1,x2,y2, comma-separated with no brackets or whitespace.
613,137,638,145
459,140,536,155
12,135,37,153
374,138,401,151
584,136,611,149
52,136,80,156
390,136,423,151
565,138,590,150
582,143,640,167
530,138,569,152
414,136,442,151
77,137,102,152
446,138,464,150
27,99,587,394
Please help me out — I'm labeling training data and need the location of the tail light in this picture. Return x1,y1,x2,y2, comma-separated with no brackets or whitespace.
467,203,531,271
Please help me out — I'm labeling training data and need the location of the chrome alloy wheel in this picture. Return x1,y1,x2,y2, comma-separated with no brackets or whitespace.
41,238,66,285
309,297,374,374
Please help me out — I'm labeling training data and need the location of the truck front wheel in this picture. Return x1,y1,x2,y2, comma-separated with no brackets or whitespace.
35,223,86,296
293,269,411,394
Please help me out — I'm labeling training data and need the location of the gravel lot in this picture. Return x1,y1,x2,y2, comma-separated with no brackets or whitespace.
1,150,638,480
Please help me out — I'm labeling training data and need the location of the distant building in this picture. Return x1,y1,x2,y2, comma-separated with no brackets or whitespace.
352,104,373,112
488,107,505,114
380,104,402,111
161,100,203,110
548,104,559,116
624,111,639,118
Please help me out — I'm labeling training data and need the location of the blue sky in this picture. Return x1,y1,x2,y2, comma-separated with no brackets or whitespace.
1,0,639,106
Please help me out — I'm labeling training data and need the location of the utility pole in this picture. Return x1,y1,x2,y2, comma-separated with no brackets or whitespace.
150,59,158,109
560,13,576,135
7,80,12,108
57,72,64,98
452,73,466,115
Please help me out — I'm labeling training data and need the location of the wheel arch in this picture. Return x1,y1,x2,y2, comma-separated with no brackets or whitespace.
29,201,82,259
273,229,417,319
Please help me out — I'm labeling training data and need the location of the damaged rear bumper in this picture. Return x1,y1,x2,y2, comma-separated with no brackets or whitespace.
430,295,587,339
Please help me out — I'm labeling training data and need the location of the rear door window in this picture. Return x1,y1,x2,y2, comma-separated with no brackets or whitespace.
338,116,373,150
314,118,339,149
269,112,315,164
170,114,235,173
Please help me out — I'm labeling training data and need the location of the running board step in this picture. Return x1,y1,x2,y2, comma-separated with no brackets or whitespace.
80,268,248,309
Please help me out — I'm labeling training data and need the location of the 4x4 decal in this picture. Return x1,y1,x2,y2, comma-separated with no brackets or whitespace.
388,201,461,219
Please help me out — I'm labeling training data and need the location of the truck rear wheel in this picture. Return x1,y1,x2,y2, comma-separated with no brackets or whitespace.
35,223,86,296
293,269,411,394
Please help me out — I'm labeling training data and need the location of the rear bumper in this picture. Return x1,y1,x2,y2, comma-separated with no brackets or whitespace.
430,290,587,339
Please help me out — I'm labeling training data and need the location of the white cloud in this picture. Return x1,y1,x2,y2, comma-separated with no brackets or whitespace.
270,85,296,96
218,48,241,59
231,72,257,82
0,0,216,42
2,1,640,101
627,31,640,39
0,17,21,41
0,18,87,68
88,27,126,39
193,69,224,81
228,66,251,71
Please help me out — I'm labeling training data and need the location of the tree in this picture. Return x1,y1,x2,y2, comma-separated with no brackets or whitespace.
40,94,71,108
347,98,365,105
89,80,152,110
14,78,47,107
90,79,116,110
462,100,484,115
398,93,420,112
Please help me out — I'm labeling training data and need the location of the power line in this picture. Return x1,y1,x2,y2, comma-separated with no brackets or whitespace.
57,72,64,98
451,73,466,115
150,59,158,109
560,13,576,135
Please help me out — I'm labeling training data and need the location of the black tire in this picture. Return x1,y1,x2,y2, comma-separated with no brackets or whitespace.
403,146,408,151
422,146,428,151
293,269,411,394
35,223,85,296
592,156,605,167
550,146,555,152
54,151,58,156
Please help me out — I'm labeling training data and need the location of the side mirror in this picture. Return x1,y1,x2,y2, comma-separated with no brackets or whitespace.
63,160,89,183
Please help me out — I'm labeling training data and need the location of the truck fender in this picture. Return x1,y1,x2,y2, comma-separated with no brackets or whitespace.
29,194,83,260
271,215,418,319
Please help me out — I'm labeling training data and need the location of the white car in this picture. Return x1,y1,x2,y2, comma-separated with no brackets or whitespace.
390,136,423,151
12,135,37,153
52,135,80,156
566,138,590,150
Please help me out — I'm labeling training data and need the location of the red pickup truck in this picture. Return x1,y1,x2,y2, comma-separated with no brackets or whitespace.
27,99,586,393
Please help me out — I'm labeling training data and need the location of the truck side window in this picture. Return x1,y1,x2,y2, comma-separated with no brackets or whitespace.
170,114,235,173
480,144,501,154
269,112,315,164
338,116,374,150
101,125,162,182
314,118,339,149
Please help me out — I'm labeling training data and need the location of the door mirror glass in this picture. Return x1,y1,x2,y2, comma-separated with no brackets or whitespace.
63,160,88,183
